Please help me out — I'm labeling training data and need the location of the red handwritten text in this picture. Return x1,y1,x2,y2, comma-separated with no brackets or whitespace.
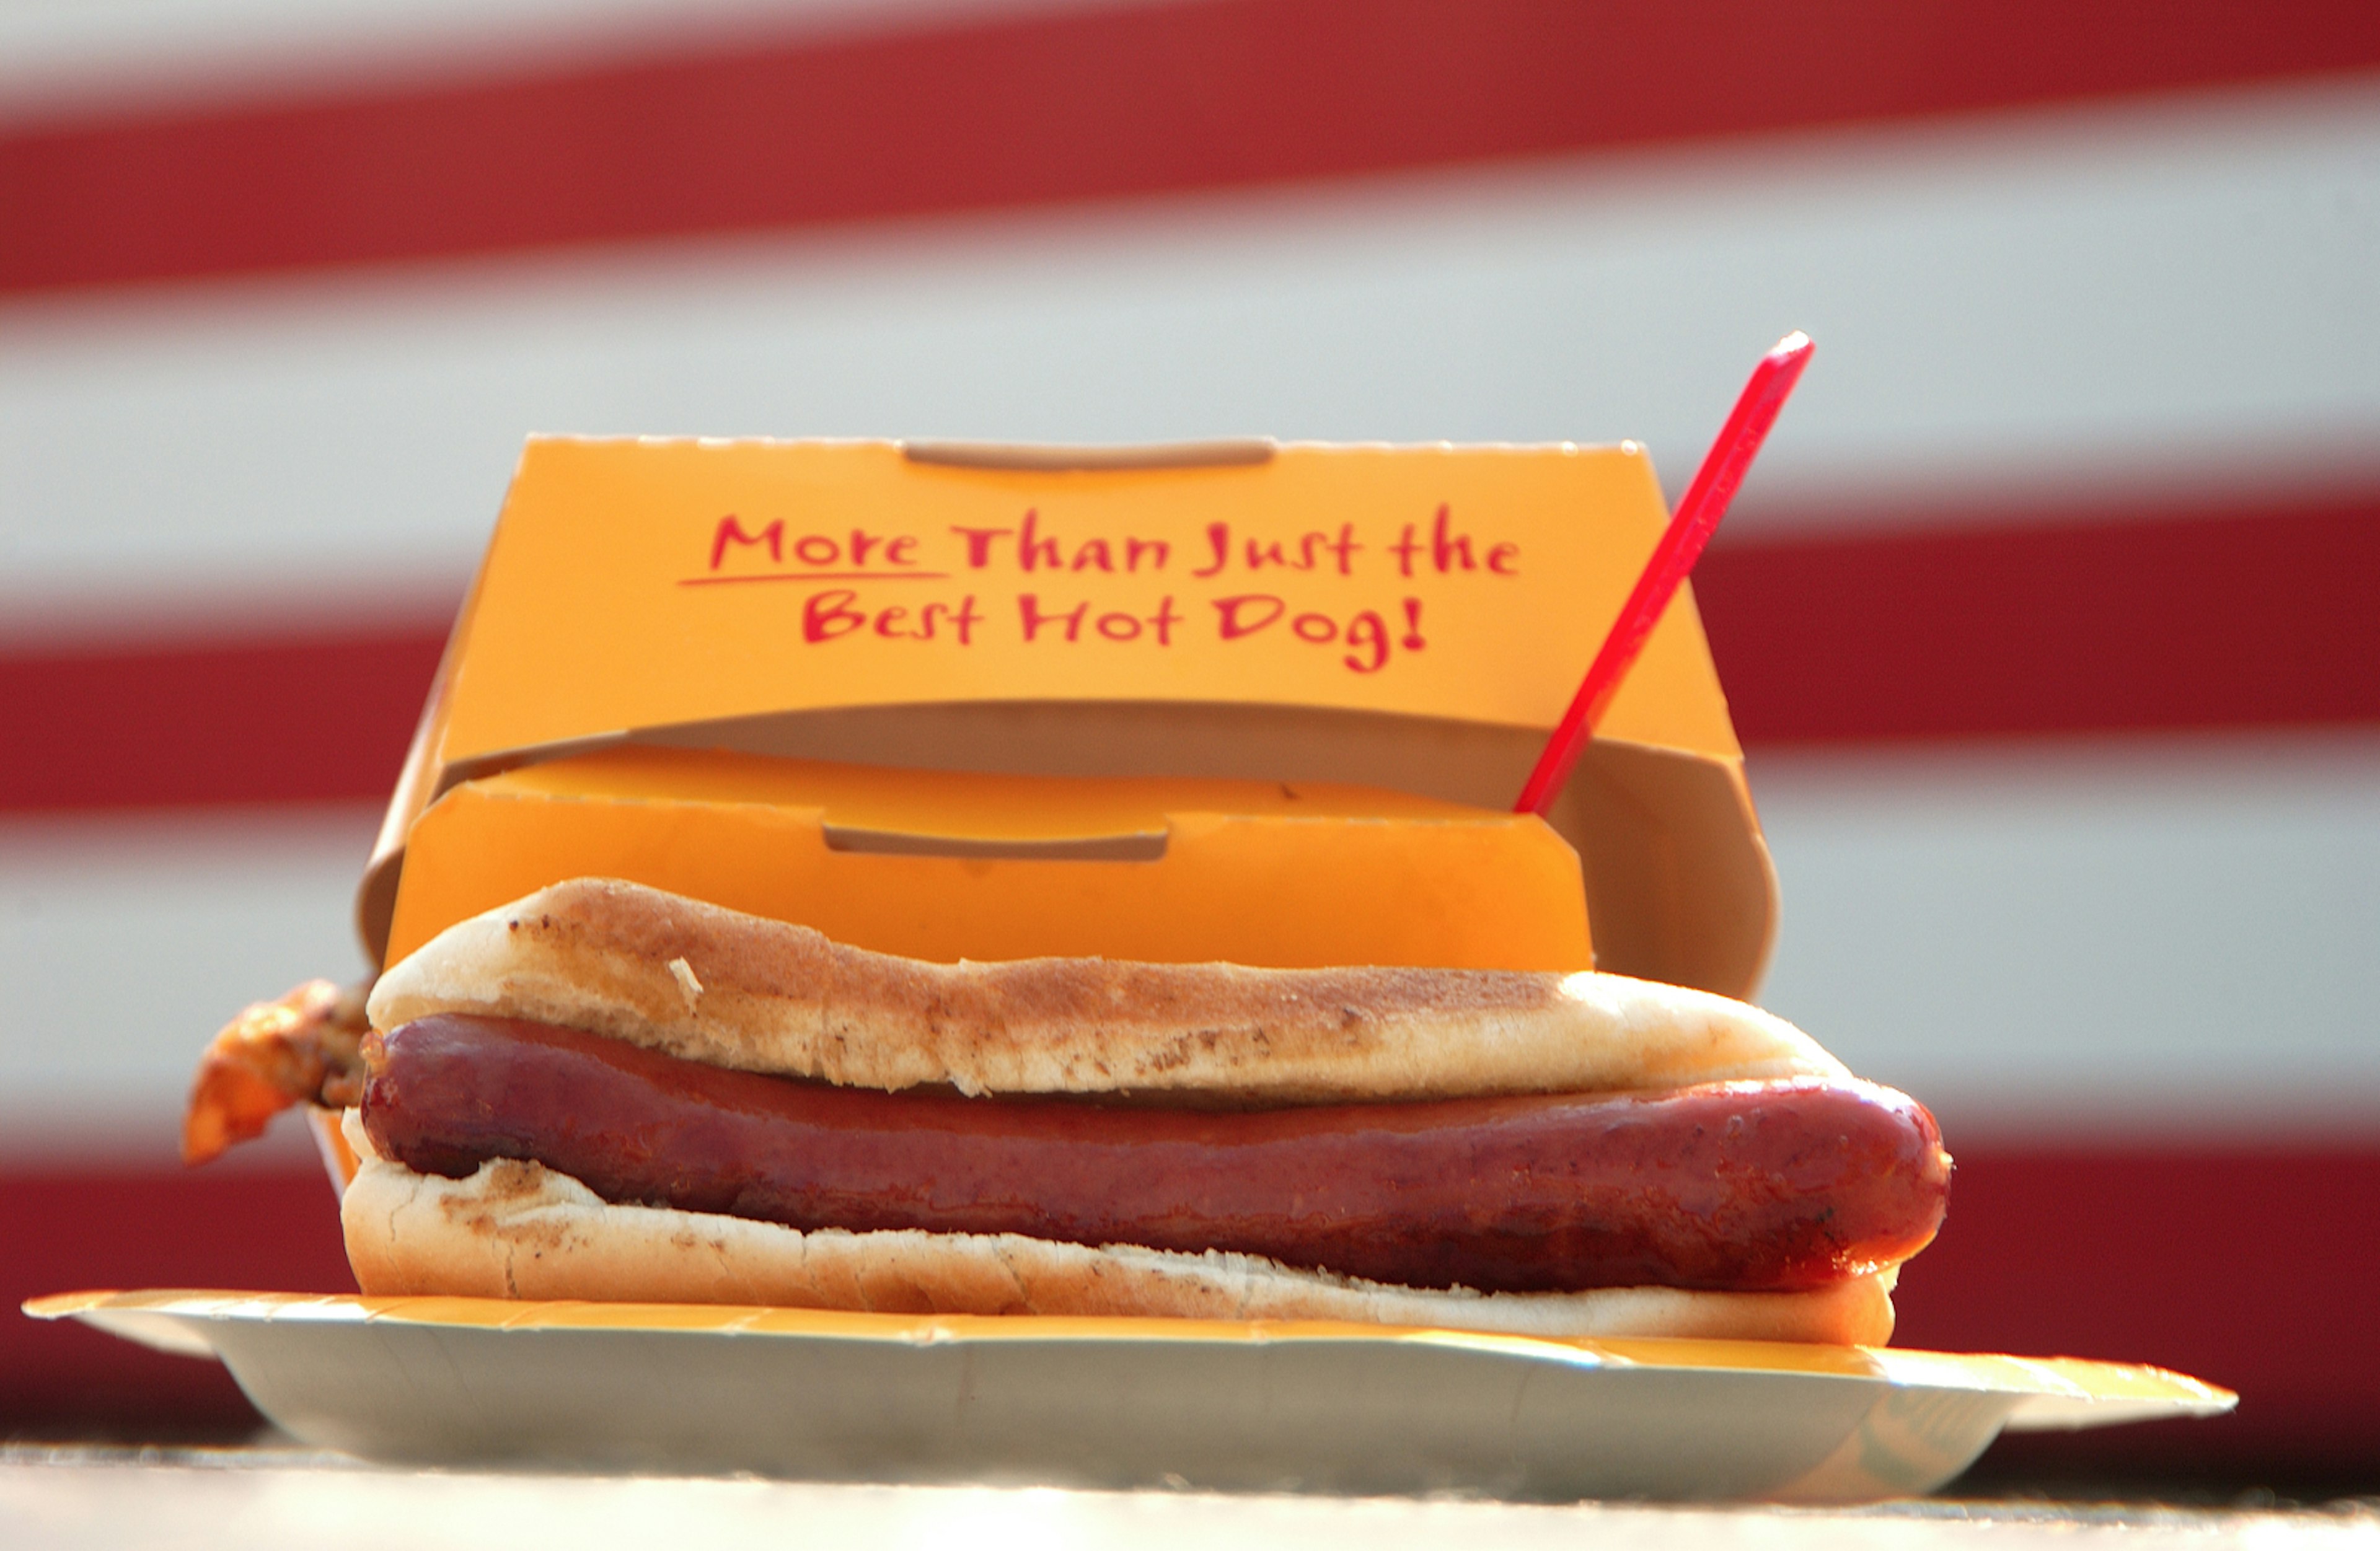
1189,522,1363,579
711,516,923,573
803,590,982,644
1389,506,1518,579
1018,594,1183,644
1213,595,1426,674
951,511,1173,573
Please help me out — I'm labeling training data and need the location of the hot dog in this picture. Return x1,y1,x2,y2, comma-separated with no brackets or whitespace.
332,877,1951,1343
362,1015,1947,1295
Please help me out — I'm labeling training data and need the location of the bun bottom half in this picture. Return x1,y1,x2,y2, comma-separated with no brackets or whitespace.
338,1120,1897,1345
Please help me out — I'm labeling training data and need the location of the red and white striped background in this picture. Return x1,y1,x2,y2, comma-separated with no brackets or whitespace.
4,0,2377,1475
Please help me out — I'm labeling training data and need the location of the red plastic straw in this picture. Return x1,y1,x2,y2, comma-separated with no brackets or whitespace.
1513,331,1814,815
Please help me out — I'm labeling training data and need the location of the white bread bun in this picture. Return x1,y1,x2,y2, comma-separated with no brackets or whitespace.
369,878,1846,1104
338,1115,1895,1345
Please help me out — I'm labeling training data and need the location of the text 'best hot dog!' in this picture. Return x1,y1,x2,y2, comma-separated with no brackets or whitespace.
182,437,1950,1347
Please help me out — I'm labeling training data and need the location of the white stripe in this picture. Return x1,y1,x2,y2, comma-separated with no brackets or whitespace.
0,806,376,1165
4,734,2374,1154
0,0,1135,121
4,78,2376,633
1755,731,2380,1140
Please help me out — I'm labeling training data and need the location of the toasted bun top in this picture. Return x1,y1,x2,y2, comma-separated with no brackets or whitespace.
368,877,1847,1103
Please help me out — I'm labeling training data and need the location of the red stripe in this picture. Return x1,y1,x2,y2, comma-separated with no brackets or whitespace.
3,496,2371,814
1698,493,2380,744
6,0,2378,295
0,628,444,811
1893,1145,2380,1474
7,1147,2372,1463
1,1167,353,1435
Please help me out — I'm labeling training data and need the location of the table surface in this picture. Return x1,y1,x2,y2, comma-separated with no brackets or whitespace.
4,1446,2376,1550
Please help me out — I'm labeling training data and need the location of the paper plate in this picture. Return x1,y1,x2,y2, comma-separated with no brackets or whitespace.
26,1290,2232,1503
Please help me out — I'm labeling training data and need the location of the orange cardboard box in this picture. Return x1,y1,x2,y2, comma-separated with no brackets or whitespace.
363,436,1775,995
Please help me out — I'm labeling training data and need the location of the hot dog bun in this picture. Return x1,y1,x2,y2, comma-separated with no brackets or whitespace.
367,878,1846,1104
338,1114,1895,1345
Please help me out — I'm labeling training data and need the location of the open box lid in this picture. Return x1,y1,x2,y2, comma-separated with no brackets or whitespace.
360,436,1777,997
